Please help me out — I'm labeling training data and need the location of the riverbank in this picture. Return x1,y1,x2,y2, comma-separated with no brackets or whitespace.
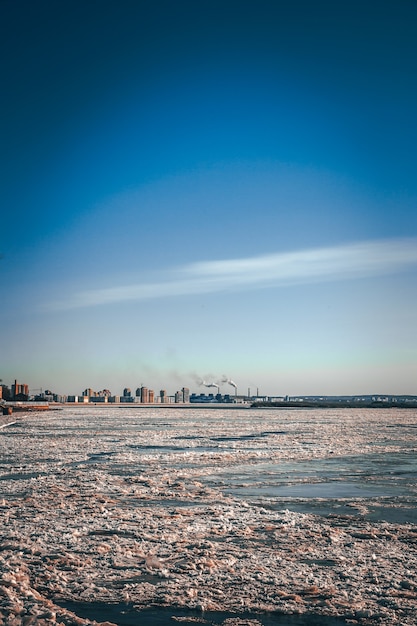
0,414,19,428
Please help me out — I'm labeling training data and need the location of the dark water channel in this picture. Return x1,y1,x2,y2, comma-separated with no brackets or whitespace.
60,602,351,625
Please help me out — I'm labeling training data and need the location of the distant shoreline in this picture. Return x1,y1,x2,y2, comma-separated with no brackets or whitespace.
3,400,417,415
251,400,417,409
40,400,417,410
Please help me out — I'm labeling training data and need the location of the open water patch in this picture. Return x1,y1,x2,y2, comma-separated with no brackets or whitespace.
58,602,350,625
258,495,417,522
234,480,397,499
210,431,288,442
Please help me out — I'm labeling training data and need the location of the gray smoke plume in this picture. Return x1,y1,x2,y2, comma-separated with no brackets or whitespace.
203,381,220,390
190,373,205,387
221,375,238,391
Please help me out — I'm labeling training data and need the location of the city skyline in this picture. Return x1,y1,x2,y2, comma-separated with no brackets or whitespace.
2,376,417,405
0,376,272,400
1,1,416,396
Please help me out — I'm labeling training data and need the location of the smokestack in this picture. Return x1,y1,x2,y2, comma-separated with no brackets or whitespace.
221,376,238,397
223,379,237,397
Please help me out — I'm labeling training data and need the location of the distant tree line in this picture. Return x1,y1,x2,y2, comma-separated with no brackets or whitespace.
251,399,417,409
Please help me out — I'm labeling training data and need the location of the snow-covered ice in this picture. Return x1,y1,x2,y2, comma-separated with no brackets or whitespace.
0,407,416,625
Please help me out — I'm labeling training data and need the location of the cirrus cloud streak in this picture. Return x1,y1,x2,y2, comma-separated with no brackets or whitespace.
47,238,417,310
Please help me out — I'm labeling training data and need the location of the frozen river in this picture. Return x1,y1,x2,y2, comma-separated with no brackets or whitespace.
0,406,416,625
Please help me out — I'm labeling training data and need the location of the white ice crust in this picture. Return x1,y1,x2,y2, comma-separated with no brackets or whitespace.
0,407,416,625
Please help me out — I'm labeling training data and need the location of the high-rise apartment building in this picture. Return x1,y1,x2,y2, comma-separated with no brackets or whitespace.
82,388,95,398
182,387,190,403
12,380,29,399
140,387,149,403
149,389,155,403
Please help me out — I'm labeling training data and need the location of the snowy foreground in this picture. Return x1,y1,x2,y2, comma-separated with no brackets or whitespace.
0,407,416,626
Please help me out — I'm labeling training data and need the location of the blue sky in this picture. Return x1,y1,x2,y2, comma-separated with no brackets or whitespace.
1,0,417,397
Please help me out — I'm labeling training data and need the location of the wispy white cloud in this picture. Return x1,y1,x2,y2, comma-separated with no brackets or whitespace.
48,238,417,310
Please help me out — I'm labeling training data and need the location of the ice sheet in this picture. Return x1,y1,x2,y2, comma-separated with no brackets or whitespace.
0,407,416,625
